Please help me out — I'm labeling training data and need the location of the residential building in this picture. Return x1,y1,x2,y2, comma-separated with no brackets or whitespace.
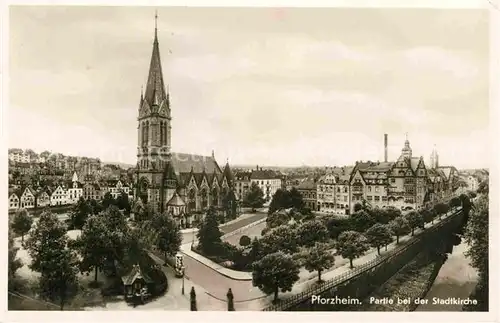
35,190,51,208
317,173,337,214
66,172,84,204
50,185,68,206
297,178,318,211
249,167,282,202
83,182,102,201
8,189,20,210
19,187,36,209
102,179,130,199
234,171,251,201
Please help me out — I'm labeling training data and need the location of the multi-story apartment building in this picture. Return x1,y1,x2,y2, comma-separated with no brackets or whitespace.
102,179,131,199
297,178,318,211
250,167,282,202
83,182,102,201
317,173,336,214
234,171,251,201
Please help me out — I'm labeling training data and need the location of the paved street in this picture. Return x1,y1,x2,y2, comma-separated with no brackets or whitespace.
177,211,268,304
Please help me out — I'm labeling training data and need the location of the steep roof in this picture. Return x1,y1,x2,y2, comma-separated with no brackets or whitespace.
297,179,316,190
410,157,420,172
170,152,223,176
121,264,154,286
167,191,186,207
143,25,167,108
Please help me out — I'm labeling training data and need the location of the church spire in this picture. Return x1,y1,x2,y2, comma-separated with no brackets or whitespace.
144,10,167,107
154,10,158,43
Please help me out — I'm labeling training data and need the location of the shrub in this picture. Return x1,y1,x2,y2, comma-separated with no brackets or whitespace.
239,235,251,247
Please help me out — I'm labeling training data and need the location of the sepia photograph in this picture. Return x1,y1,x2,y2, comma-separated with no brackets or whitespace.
5,4,492,315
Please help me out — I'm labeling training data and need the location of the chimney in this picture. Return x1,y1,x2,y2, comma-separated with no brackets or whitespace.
384,134,388,162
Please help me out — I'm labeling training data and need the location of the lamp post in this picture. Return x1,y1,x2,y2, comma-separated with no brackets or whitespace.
181,266,186,295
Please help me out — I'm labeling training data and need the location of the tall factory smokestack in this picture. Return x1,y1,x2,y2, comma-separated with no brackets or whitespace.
384,134,388,162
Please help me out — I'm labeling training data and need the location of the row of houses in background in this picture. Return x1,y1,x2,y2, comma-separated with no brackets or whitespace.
8,171,132,211
294,136,485,216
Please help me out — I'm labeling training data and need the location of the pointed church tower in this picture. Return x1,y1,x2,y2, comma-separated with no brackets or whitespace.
430,145,439,169
136,11,172,211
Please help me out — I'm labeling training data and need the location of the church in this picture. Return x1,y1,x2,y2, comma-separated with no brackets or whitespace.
134,15,235,227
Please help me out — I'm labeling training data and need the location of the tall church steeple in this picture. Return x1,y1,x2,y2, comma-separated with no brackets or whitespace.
430,144,439,169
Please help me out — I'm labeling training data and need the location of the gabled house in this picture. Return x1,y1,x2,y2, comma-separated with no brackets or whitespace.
19,186,36,209
8,188,20,210
35,189,51,208
50,185,68,206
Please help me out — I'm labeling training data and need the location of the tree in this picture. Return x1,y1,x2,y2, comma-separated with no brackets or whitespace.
296,220,329,247
365,224,393,255
227,288,235,311
89,199,103,215
24,211,79,310
74,215,111,285
102,192,116,209
116,192,131,214
243,182,265,211
404,211,424,236
99,206,131,274
324,217,352,239
350,210,376,232
335,231,369,269
419,208,435,227
252,251,300,302
389,217,410,243
197,206,223,255
8,231,23,289
155,214,182,264
288,187,305,210
190,286,197,311
11,208,33,242
266,210,291,228
260,225,298,254
68,197,92,230
464,194,488,311
433,202,449,220
222,190,238,220
239,235,251,247
353,203,363,212
303,242,335,282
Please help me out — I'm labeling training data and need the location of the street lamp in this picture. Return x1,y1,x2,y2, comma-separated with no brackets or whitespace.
181,266,186,295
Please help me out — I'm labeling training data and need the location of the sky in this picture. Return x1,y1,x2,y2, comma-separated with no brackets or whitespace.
8,6,490,169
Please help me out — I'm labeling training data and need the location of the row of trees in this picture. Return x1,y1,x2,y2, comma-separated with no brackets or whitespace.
249,194,471,303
